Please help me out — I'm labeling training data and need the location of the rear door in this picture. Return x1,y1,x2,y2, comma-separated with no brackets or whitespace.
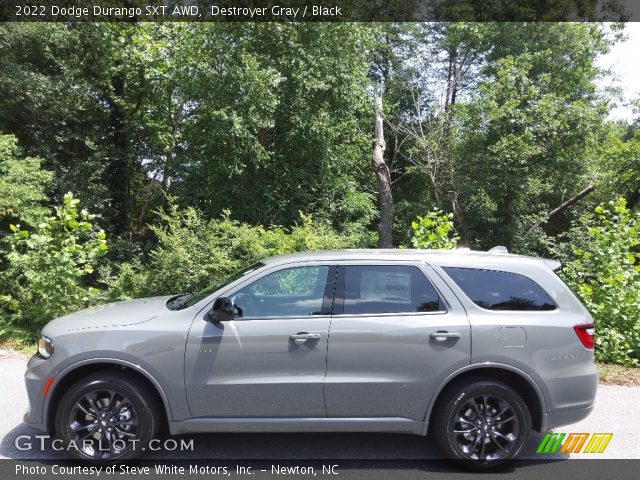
324,262,470,421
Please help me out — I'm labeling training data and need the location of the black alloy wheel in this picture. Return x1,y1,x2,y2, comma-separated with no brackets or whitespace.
56,371,161,461
433,377,532,470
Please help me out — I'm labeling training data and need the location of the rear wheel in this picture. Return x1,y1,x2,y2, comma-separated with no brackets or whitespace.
433,378,531,470
55,371,161,461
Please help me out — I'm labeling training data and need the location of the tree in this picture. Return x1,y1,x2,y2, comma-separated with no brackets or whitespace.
167,23,377,237
372,88,393,247
0,134,52,227
367,24,417,247
454,23,610,249
387,24,491,244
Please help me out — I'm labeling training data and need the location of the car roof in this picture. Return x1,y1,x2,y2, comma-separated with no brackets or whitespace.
261,249,561,270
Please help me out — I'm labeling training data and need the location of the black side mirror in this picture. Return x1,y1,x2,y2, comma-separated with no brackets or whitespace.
206,297,235,323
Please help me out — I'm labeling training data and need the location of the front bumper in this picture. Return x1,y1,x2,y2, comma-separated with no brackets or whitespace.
23,354,53,433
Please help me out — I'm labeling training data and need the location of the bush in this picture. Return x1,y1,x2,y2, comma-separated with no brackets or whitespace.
102,202,368,300
561,199,640,365
0,193,107,339
409,208,459,249
0,134,52,227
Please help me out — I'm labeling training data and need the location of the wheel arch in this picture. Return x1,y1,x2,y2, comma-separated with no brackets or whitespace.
46,358,171,435
424,364,547,434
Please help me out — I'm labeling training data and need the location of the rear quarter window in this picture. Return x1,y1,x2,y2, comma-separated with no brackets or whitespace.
443,267,556,311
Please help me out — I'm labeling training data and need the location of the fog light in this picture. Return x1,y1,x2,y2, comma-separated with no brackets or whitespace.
37,336,54,359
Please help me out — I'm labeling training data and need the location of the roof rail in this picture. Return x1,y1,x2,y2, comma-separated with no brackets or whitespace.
488,245,509,253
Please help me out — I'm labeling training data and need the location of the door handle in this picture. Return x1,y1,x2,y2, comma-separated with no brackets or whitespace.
289,333,321,345
430,331,461,342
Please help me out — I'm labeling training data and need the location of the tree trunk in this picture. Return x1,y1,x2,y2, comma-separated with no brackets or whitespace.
530,184,595,230
444,190,469,246
373,88,394,248
105,72,130,236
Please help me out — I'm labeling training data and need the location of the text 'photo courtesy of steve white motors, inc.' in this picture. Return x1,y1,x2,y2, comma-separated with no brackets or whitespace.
14,463,340,477
13,4,343,19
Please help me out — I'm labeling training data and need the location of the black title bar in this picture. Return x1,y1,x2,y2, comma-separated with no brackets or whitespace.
0,0,638,22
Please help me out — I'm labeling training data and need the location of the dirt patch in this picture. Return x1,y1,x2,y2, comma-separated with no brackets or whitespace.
0,340,32,360
598,363,640,386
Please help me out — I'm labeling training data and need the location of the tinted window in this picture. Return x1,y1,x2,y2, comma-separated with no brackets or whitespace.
231,266,330,318
342,265,442,314
443,267,556,311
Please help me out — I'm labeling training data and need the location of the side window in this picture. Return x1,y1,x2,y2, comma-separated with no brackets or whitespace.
341,265,442,315
231,266,330,318
443,267,556,311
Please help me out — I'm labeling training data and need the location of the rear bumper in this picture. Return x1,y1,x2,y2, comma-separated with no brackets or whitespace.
536,351,598,431
542,403,594,431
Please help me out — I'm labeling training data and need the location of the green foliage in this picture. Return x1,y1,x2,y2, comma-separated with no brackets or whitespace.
0,193,107,339
454,23,608,249
0,134,52,226
0,22,638,368
409,209,459,249
561,199,640,365
102,201,369,300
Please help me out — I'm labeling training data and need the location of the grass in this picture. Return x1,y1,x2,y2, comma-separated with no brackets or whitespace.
598,362,640,386
0,338,34,359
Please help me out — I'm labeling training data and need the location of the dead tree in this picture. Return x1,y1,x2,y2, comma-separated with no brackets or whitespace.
373,88,394,248
531,184,595,230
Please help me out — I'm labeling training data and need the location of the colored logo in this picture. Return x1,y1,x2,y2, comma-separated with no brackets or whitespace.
536,432,613,454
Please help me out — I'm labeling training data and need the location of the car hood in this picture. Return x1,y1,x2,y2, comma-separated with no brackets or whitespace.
42,296,173,335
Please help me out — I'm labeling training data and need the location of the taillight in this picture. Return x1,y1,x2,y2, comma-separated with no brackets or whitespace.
574,323,595,349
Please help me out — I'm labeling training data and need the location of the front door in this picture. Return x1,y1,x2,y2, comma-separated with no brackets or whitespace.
185,264,335,418
324,263,471,421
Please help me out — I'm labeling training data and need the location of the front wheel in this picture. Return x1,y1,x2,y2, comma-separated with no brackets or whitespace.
433,378,531,470
55,371,161,461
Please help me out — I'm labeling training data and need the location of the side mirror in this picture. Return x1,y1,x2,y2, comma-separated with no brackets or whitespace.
206,297,235,323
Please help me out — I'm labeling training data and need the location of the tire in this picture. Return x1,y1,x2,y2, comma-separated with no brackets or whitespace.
433,377,531,471
55,371,162,462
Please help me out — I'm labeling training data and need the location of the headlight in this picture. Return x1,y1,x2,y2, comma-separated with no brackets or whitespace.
37,336,54,359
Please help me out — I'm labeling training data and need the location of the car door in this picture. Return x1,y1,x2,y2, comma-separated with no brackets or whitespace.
324,262,470,421
184,263,335,418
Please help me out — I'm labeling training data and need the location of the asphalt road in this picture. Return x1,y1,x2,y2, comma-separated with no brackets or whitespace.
1,355,639,469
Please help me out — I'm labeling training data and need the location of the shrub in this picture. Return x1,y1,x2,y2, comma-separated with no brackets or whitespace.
102,202,367,300
561,199,640,365
409,208,459,249
0,193,107,339
0,134,52,227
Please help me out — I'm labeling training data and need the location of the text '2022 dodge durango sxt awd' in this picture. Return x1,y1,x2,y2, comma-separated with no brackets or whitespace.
24,248,597,468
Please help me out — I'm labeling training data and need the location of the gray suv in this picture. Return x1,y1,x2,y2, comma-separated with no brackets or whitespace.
24,248,597,467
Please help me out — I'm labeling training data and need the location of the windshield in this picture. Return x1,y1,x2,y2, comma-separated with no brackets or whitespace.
178,262,265,309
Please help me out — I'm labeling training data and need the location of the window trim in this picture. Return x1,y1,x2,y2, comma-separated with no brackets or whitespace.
332,263,448,317
441,266,558,312
224,264,337,321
